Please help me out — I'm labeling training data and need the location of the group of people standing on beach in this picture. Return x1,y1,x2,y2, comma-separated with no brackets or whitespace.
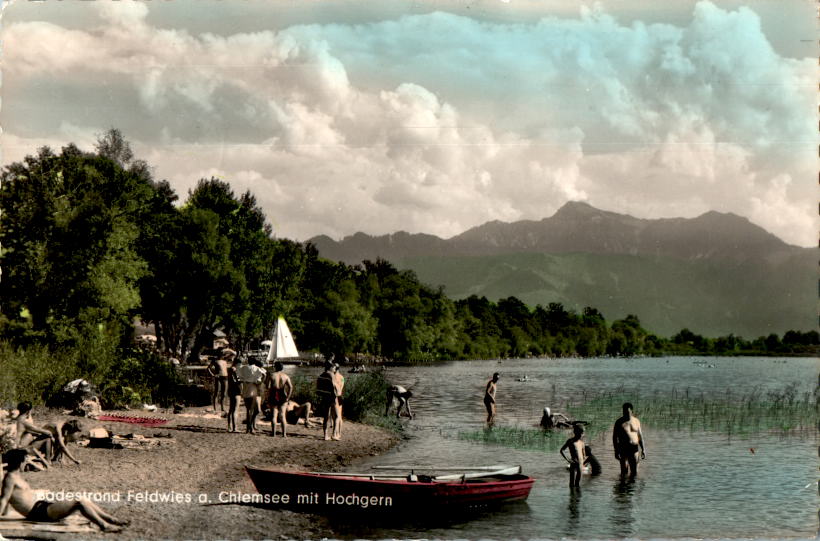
208,351,344,441
484,372,647,487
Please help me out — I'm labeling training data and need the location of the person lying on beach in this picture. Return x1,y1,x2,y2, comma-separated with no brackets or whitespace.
384,386,414,418
559,424,586,488
28,420,83,466
265,362,293,437
0,449,129,532
283,400,314,427
540,407,574,429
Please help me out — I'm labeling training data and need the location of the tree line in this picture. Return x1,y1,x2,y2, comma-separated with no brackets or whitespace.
1,130,816,374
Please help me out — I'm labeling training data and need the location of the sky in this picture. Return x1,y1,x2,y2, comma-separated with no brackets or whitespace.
1,0,816,246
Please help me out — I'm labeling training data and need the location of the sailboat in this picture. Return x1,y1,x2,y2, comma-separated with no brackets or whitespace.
266,316,300,362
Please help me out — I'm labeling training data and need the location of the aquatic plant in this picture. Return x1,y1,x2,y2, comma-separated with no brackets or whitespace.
458,383,819,452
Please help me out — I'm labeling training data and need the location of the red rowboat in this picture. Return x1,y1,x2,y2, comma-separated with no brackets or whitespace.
244,465,534,513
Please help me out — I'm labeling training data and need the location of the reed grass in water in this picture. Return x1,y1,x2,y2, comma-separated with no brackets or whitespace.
458,383,819,452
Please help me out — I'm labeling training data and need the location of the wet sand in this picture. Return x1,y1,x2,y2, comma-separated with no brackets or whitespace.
20,408,399,539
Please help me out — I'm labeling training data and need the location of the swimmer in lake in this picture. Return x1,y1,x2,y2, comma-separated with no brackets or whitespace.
0,449,129,532
612,402,646,478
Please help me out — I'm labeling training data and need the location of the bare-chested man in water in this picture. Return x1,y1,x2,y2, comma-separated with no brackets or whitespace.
0,449,128,531
265,361,293,437
484,373,499,425
612,402,646,478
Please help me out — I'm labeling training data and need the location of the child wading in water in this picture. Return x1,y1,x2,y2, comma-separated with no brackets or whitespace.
559,424,586,488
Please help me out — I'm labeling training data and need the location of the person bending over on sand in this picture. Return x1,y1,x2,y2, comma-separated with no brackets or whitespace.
484,373,499,425
283,400,314,428
13,402,54,466
612,402,646,478
540,407,573,429
560,424,586,488
265,362,293,437
226,358,242,433
237,358,267,434
584,445,601,476
207,351,231,412
384,386,414,418
316,361,342,441
29,420,83,466
0,449,129,532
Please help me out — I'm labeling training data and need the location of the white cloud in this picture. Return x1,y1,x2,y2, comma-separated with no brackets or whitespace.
1,1,815,246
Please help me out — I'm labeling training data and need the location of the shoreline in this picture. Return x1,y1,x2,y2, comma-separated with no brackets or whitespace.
16,407,400,539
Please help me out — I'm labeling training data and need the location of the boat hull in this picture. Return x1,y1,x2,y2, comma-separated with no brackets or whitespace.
244,467,534,513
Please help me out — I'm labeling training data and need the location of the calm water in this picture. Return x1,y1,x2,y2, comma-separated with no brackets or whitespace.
297,357,819,539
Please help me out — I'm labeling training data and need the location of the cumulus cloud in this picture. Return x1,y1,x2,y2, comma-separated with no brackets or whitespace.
1,1,814,245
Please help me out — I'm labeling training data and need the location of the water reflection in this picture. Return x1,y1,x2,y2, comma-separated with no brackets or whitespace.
566,487,582,537
610,477,644,538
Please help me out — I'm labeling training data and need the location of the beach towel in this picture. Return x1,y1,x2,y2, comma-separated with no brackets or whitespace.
98,414,168,427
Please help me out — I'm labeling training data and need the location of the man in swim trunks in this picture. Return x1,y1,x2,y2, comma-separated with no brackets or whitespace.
316,361,341,441
484,373,499,425
207,350,232,411
0,449,128,531
612,402,646,478
384,385,414,418
265,361,293,437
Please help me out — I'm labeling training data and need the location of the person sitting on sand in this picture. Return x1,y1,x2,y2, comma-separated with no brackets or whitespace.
226,358,242,433
13,402,54,466
316,361,342,441
540,407,573,429
612,402,646,478
584,445,601,476
484,373,499,425
283,400,313,428
265,361,293,438
560,424,586,488
29,420,83,466
0,449,129,532
237,359,267,434
384,385,414,418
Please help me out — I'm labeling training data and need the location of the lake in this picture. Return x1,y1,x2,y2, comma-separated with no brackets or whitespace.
297,356,818,539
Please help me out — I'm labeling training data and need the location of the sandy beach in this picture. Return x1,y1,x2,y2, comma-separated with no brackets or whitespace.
14,408,399,540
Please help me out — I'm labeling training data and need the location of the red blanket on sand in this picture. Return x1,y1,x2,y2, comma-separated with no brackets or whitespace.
97,415,168,427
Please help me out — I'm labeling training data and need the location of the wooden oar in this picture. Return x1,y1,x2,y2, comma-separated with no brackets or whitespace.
371,465,512,472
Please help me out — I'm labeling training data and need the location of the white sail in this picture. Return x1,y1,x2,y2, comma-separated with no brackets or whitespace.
266,316,299,361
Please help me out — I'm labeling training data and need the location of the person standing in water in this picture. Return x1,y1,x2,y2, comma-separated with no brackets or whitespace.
560,424,586,488
612,402,646,478
484,373,499,425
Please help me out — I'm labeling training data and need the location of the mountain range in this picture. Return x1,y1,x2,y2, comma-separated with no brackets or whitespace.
309,202,816,338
